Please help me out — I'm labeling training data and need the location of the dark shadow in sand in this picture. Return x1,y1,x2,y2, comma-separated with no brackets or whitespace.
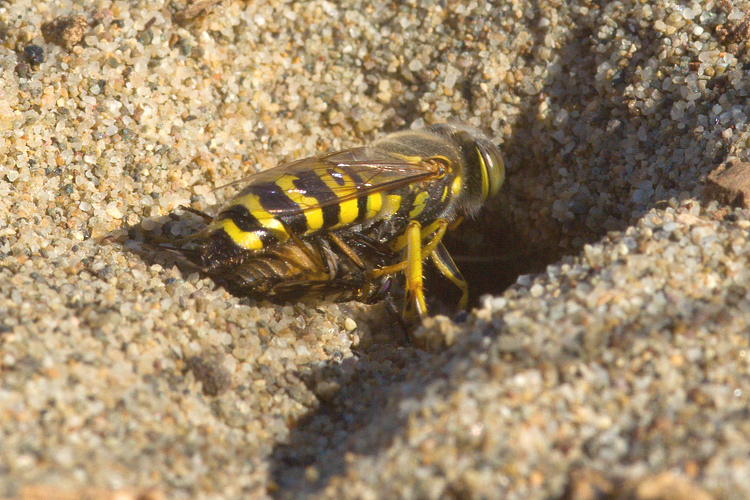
267,3,733,497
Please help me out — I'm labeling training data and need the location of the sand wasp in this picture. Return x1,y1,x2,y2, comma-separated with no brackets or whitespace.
161,124,504,322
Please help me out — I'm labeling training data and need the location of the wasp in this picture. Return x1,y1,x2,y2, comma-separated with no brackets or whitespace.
162,123,504,322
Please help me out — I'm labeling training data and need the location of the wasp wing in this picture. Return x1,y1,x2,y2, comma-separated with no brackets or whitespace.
215,146,442,214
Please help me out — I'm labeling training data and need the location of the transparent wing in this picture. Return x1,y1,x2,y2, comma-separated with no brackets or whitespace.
213,146,443,213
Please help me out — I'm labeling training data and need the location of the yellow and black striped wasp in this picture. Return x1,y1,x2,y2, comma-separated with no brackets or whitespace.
162,123,504,322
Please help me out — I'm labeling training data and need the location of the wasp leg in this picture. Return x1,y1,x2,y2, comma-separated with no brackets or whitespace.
370,219,448,278
327,232,366,269
279,222,331,276
403,221,429,321
430,242,469,311
385,296,410,344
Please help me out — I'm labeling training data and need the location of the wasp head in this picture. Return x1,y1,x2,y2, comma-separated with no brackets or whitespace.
427,123,505,216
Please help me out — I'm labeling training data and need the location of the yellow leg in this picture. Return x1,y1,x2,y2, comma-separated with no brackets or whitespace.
370,219,448,278
430,242,469,311
403,220,428,321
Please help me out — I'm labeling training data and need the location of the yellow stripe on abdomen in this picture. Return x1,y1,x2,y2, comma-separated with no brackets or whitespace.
221,190,290,250
220,218,264,251
338,198,359,226
320,167,366,229
366,192,383,219
273,175,324,232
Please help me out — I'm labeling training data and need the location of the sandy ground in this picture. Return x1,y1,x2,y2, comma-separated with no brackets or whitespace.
1,0,750,499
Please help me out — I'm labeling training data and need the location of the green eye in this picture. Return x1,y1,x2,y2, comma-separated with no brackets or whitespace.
480,141,505,201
